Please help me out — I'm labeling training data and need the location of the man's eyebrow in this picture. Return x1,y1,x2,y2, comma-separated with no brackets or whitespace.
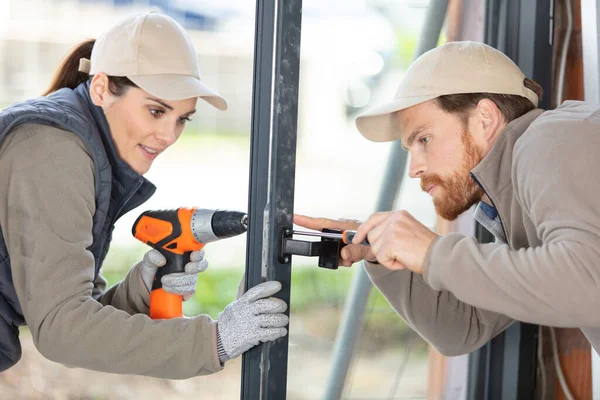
146,97,196,115
401,126,427,150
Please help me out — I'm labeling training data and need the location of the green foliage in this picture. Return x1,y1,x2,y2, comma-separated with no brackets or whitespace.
395,32,419,69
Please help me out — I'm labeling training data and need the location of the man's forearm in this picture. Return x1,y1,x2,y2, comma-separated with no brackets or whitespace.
424,234,600,327
365,261,514,356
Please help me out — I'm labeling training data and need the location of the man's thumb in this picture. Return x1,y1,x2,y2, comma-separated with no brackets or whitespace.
340,244,369,263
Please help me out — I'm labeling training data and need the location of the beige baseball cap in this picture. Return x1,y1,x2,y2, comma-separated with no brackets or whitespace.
355,41,539,142
79,11,227,110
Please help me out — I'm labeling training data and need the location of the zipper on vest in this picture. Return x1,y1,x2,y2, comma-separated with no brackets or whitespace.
114,178,144,221
470,172,509,241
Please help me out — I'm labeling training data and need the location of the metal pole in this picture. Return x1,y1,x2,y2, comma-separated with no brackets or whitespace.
241,0,276,397
242,0,302,398
323,2,450,399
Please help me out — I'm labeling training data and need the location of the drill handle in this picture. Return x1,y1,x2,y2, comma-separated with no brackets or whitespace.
151,249,191,290
149,250,192,319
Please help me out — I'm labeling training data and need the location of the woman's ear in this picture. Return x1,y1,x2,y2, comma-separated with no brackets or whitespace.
89,73,111,107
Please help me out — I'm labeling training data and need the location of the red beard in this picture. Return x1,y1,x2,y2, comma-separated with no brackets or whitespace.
420,133,485,221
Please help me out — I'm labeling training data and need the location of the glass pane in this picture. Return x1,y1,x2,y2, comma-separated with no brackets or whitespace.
287,0,436,398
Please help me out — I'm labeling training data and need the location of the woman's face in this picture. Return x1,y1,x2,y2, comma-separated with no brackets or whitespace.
90,74,197,175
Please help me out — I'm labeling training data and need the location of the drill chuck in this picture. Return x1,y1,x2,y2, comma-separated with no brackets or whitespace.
191,209,248,244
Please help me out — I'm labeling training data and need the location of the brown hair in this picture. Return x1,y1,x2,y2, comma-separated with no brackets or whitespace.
435,78,544,125
43,39,137,97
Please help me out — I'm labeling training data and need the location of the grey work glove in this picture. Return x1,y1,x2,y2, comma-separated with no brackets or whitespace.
139,249,208,301
216,281,289,363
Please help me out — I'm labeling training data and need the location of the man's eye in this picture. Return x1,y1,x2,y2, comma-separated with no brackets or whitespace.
420,136,431,145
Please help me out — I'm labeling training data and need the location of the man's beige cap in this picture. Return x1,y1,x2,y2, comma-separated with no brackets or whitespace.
79,11,227,110
355,41,538,142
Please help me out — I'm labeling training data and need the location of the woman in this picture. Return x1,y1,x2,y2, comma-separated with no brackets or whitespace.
0,11,288,378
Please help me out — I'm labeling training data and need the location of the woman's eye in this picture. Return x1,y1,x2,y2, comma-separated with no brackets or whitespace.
150,109,164,118
178,116,192,125
420,136,431,145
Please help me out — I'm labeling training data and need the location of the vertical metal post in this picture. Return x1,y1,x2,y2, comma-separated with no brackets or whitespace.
242,0,302,399
517,0,554,110
322,2,450,399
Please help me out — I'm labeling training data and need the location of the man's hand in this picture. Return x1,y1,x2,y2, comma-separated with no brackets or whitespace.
139,249,208,301
217,281,288,363
352,210,438,274
293,214,376,267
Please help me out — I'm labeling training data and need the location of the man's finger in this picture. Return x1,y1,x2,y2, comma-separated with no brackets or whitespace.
340,244,369,264
293,214,328,230
352,212,392,244
293,214,361,232
362,218,388,253
390,260,407,270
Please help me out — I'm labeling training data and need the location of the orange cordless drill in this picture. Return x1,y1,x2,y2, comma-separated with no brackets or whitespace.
132,208,248,319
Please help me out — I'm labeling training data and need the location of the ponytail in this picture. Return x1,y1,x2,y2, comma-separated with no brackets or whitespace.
43,39,95,96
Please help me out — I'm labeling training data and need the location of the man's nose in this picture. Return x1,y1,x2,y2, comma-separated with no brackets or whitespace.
408,155,426,178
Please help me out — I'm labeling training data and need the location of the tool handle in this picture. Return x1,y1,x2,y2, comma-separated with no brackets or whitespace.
150,289,183,319
342,230,370,246
149,249,191,319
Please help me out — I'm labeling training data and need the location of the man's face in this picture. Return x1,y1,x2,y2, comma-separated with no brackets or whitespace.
397,100,485,221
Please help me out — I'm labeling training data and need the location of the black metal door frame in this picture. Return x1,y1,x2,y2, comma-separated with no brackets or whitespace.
241,0,302,399
468,1,554,398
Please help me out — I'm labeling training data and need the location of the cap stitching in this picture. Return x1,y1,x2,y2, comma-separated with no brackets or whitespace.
477,43,491,86
134,13,152,75
477,43,490,64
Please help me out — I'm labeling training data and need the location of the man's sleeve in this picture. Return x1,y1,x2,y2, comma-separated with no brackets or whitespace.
423,117,600,328
0,124,222,378
364,260,514,356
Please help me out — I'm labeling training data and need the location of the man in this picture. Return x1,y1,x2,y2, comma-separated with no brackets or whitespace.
295,41,600,356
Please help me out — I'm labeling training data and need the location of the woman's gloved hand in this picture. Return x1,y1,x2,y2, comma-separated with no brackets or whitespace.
216,280,289,363
138,249,208,301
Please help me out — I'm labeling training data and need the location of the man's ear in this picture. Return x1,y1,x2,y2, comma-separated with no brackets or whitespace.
89,73,111,107
475,99,504,142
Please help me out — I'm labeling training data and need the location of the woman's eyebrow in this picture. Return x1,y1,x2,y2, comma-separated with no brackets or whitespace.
146,97,173,111
146,97,196,115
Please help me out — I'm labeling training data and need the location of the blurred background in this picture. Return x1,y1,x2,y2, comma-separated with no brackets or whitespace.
0,0,443,398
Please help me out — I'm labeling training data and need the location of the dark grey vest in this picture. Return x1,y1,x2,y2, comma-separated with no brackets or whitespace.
0,81,156,371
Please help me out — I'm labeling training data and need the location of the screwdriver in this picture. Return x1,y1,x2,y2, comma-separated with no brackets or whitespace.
292,229,371,246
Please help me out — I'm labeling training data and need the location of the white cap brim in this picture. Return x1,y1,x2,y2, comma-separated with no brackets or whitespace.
128,74,228,111
355,95,437,142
